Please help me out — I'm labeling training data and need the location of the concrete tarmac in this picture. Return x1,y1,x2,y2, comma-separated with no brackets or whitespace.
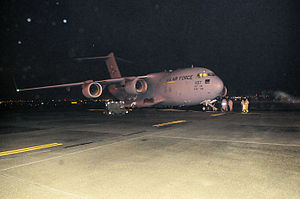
1,109,300,199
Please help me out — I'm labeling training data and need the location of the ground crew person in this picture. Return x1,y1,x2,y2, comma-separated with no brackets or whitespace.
228,99,233,111
241,99,246,113
221,98,228,112
244,98,249,113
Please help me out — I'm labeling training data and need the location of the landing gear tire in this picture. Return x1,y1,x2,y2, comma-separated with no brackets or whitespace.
203,106,212,111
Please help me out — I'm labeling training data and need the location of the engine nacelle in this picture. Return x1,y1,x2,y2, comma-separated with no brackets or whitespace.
124,79,148,95
82,82,102,98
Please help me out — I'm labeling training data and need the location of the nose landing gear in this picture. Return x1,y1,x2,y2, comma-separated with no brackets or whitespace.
201,99,218,111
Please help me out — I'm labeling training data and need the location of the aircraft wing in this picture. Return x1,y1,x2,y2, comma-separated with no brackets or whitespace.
95,75,148,84
17,81,87,92
17,76,149,92
95,77,125,85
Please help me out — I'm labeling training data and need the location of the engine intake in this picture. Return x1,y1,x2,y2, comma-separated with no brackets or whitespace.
125,79,148,95
82,82,102,98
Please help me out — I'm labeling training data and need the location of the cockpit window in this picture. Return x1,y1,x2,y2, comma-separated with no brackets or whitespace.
197,72,214,78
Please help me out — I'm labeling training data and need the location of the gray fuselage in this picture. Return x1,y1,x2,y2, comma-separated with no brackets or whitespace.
111,67,224,107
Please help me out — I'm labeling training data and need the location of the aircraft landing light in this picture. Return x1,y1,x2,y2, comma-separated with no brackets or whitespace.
0,143,63,157
210,113,226,117
153,120,187,127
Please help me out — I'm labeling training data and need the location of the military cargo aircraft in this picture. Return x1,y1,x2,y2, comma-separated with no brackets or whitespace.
17,52,227,110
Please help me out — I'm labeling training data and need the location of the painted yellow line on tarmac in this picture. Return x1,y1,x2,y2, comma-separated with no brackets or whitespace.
210,113,225,117
0,143,63,157
153,120,187,127
167,81,176,84
158,109,186,112
88,109,105,112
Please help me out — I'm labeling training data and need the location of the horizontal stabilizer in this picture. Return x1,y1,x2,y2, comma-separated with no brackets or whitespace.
75,55,110,61
75,52,121,79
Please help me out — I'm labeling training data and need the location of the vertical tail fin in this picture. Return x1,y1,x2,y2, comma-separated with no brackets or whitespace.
106,52,121,78
75,52,122,79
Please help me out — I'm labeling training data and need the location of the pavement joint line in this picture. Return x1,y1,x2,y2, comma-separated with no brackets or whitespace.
0,143,63,157
153,120,187,127
210,113,226,117
0,130,163,171
1,173,88,199
153,135,300,147
0,149,51,161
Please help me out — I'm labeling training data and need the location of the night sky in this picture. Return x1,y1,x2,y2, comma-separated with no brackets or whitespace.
1,0,299,99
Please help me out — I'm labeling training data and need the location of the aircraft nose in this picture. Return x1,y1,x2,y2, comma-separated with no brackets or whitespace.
214,76,224,96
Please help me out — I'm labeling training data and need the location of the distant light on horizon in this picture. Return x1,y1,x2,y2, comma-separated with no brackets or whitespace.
26,18,31,22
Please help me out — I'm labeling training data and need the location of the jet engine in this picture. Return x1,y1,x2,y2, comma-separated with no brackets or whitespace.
124,79,148,95
221,86,228,97
82,82,102,98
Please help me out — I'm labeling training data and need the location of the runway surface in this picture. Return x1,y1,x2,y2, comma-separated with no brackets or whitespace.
1,109,300,198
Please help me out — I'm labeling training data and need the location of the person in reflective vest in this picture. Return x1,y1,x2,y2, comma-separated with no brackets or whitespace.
228,99,233,111
241,99,246,113
221,98,228,112
244,98,249,113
